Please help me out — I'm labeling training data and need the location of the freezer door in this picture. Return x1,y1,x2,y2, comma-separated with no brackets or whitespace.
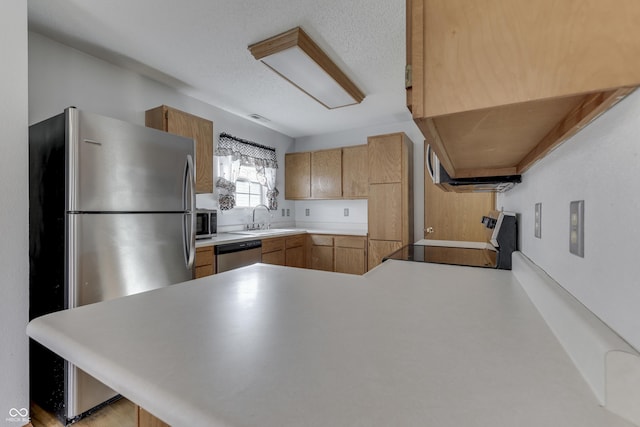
66,108,195,213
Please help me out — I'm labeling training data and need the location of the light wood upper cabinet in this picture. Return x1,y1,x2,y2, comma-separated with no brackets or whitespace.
145,105,213,194
342,144,368,199
369,134,403,184
285,152,311,199
311,149,342,199
285,145,368,200
407,0,640,178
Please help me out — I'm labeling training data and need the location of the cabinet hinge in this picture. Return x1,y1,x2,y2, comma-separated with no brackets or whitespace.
405,65,412,89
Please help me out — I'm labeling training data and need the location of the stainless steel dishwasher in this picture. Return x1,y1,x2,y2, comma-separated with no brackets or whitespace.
214,240,262,273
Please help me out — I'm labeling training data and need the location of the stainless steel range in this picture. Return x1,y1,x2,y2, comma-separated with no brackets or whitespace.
384,211,517,270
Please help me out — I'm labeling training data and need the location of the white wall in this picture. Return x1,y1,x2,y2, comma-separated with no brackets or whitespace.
499,90,640,352
0,2,29,426
295,120,426,240
28,32,296,230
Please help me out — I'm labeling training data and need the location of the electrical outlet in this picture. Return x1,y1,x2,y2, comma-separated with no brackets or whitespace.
286,208,290,217
569,200,584,257
344,208,349,217
281,208,285,217
534,203,542,238
305,208,310,217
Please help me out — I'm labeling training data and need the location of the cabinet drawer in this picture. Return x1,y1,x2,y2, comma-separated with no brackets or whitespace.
285,235,305,248
262,237,285,253
310,235,333,246
195,265,214,278
335,236,366,249
195,247,213,267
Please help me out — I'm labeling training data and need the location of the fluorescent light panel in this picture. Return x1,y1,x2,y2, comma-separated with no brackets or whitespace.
249,27,364,109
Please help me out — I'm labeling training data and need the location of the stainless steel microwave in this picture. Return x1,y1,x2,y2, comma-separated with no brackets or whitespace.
196,209,217,239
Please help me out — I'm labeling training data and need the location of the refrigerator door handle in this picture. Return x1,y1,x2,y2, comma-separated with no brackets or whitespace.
183,154,196,269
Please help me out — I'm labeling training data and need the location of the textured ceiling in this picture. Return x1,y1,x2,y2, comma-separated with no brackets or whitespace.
27,0,410,138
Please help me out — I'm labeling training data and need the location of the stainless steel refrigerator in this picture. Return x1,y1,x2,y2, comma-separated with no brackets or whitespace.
29,107,196,423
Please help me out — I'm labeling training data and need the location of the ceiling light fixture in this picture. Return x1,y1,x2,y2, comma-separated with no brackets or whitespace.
248,27,365,109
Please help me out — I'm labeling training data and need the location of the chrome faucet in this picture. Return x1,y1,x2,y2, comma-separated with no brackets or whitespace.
249,204,270,230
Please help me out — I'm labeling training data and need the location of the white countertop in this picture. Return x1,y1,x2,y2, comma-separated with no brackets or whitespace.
196,227,367,247
27,261,634,427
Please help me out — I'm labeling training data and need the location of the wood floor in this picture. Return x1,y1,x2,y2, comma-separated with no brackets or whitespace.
28,398,136,427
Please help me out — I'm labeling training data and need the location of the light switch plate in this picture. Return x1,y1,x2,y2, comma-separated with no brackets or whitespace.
344,208,349,217
534,203,542,238
569,200,584,257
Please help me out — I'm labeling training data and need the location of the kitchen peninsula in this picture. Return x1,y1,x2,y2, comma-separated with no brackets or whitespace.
27,256,638,427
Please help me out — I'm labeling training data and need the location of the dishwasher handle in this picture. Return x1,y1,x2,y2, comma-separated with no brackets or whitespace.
214,240,262,255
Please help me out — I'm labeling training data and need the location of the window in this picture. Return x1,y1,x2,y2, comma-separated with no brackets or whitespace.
214,133,279,211
235,166,265,208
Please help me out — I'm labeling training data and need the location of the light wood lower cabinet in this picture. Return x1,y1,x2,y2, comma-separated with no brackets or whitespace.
262,237,286,265
334,236,367,275
368,240,403,271
137,405,170,427
309,235,334,271
194,246,214,278
285,235,306,268
309,234,367,275
262,235,307,268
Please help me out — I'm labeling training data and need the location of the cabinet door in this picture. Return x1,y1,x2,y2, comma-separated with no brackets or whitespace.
368,183,402,241
286,246,306,268
368,240,403,271
261,238,285,265
335,247,366,275
368,134,402,184
285,152,311,199
342,145,368,198
416,0,640,118
311,149,342,198
262,249,285,266
310,245,334,271
145,105,213,194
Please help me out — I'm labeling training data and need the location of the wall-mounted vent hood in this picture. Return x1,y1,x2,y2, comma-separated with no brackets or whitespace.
426,145,521,193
